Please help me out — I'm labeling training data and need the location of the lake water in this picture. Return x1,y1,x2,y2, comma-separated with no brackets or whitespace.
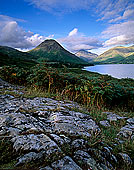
84,64,134,79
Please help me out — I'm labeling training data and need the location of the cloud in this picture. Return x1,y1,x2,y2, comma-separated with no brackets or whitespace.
26,34,46,47
91,46,111,55
27,0,134,22
104,35,127,46
68,28,78,36
109,9,134,23
58,28,103,52
102,21,134,46
0,15,53,49
97,0,134,22
1,0,134,51
0,20,45,49
0,15,26,23
27,0,92,14
0,16,102,52
123,9,134,18
98,1,134,47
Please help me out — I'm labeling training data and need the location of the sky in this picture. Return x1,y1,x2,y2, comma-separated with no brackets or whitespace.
0,0,134,54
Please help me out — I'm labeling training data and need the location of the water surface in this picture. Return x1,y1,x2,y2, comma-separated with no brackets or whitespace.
84,64,134,79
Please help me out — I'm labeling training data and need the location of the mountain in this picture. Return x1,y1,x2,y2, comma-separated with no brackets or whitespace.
28,39,87,66
0,46,38,68
94,45,134,64
75,49,98,62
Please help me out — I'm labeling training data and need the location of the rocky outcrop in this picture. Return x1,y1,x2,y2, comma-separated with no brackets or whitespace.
0,78,133,169
117,118,134,139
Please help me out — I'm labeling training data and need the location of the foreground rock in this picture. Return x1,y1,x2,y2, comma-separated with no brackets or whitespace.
0,78,133,170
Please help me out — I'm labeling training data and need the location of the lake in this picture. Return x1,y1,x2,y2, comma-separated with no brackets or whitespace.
84,64,134,79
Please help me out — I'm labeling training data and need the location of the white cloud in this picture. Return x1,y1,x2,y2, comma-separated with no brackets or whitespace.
97,0,133,21
58,28,103,52
99,0,134,47
0,20,45,49
26,34,45,47
68,28,78,36
102,21,134,46
0,15,53,49
109,9,134,23
104,35,127,46
91,46,111,55
123,9,134,18
27,0,91,14
102,21,134,38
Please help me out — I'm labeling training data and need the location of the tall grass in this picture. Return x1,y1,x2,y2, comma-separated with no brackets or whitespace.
0,64,134,111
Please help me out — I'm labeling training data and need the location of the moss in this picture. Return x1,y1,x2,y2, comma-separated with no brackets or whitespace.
61,143,72,156
0,160,17,169
0,139,18,169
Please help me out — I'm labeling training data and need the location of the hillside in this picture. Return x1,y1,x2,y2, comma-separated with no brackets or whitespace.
75,49,98,62
29,39,87,66
94,45,134,64
0,46,38,68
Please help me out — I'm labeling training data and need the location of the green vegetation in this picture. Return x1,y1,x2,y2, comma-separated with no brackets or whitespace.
0,64,134,111
0,139,17,169
0,46,38,68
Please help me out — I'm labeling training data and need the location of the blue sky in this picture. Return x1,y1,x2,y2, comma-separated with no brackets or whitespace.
0,0,134,54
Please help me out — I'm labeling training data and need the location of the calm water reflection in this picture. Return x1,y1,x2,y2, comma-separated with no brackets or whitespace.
84,64,134,79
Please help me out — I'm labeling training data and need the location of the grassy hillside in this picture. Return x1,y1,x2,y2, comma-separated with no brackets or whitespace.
94,45,134,64
0,46,38,68
29,39,88,66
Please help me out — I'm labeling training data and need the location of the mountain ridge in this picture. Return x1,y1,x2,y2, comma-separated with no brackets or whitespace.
94,45,134,64
75,49,98,62
29,39,87,66
1,40,134,67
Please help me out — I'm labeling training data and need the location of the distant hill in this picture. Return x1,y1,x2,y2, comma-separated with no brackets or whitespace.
75,50,98,62
0,46,38,68
28,39,87,66
94,45,134,64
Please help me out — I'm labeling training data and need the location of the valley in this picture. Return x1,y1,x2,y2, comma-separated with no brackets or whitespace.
0,39,134,170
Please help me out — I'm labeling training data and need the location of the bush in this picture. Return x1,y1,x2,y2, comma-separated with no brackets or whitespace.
0,64,134,111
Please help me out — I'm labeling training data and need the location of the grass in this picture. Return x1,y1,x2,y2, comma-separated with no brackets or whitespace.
22,87,69,101
0,160,17,169
0,86,66,101
0,90,22,98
